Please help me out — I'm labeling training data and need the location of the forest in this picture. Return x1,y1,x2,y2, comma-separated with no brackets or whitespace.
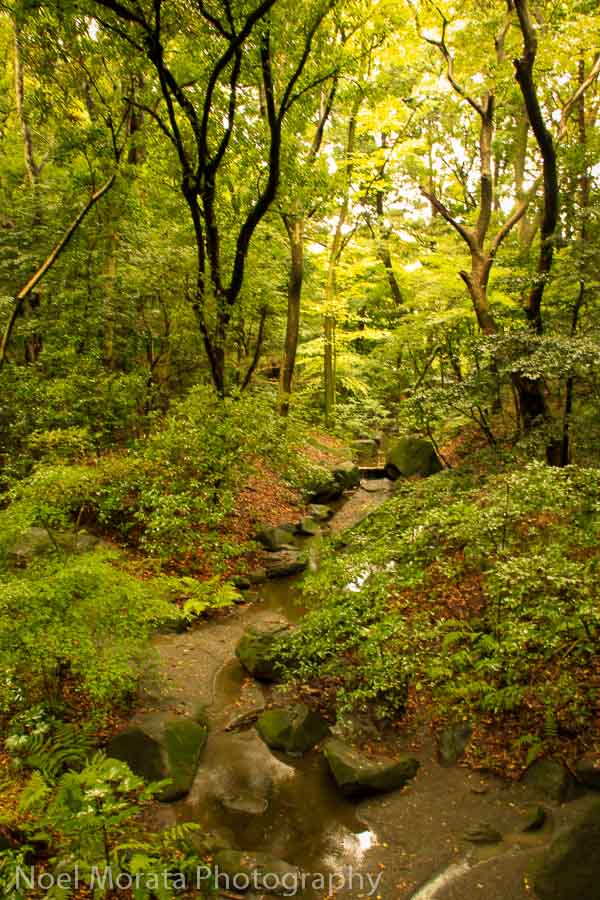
1,0,600,898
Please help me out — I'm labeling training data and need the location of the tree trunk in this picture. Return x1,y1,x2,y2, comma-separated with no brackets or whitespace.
278,216,303,415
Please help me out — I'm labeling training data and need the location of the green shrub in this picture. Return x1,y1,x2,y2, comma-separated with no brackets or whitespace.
0,550,176,717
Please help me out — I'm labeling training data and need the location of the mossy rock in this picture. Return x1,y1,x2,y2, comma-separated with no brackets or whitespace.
384,437,442,480
533,800,600,899
523,759,575,804
105,727,165,784
307,504,333,522
159,718,208,801
332,460,361,490
296,517,320,537
308,470,343,503
257,704,330,756
256,524,297,551
106,715,208,802
235,624,289,680
323,738,419,797
574,755,600,791
264,550,308,579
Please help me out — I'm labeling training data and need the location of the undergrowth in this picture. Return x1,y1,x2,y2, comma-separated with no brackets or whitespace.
277,456,600,769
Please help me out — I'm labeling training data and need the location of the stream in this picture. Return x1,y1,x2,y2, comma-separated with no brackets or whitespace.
131,475,592,900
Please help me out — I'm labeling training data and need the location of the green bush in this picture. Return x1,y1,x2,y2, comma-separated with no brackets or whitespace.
0,550,176,717
278,459,600,746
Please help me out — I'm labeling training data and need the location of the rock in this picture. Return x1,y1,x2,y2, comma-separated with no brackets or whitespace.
308,461,361,503
307,504,333,522
575,755,600,790
438,721,472,765
247,568,267,585
533,799,600,900
296,517,320,537
308,470,343,503
521,804,547,832
332,460,361,491
263,550,308,579
463,823,502,844
7,527,101,567
523,759,575,803
257,705,330,756
235,624,289,681
196,732,279,817
213,849,301,894
224,707,265,733
351,438,377,451
256,524,297,551
384,436,442,480
105,715,208,802
323,738,419,797
105,727,165,784
232,575,252,590
160,717,209,801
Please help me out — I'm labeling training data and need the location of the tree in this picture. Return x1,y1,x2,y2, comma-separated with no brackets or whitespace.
91,0,337,394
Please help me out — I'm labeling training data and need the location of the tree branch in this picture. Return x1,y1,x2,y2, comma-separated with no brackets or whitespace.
0,174,117,372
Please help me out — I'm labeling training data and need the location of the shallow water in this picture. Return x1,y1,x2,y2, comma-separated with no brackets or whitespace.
155,479,393,895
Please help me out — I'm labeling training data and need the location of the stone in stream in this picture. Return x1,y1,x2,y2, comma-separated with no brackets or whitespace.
323,737,419,797
255,524,297,551
523,759,576,804
213,849,301,894
384,436,442,480
307,503,334,522
256,704,330,756
105,711,208,802
438,721,473,765
307,461,361,503
533,799,600,900
462,823,502,844
235,623,290,681
521,804,548,832
263,549,308,579
574,754,600,790
295,516,320,536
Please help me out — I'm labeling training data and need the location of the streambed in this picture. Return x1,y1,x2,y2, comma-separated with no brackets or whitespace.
131,478,590,900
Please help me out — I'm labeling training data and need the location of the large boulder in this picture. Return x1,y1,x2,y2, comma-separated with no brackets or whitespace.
307,504,334,522
213,850,301,895
235,624,289,681
533,800,600,900
323,738,419,797
263,550,308,579
105,727,165,784
295,517,320,537
7,527,100,568
105,713,208,802
332,460,361,491
308,461,361,502
257,705,330,756
574,755,600,791
523,759,575,804
255,524,296,552
384,437,442,480
160,718,209,801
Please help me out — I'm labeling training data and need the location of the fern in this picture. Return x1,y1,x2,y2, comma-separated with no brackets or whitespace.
19,771,50,813
18,722,95,781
